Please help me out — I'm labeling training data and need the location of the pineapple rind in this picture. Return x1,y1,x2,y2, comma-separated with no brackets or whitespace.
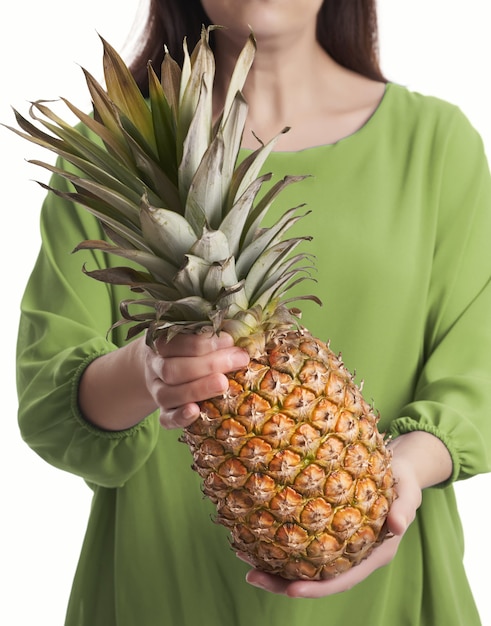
181,328,396,581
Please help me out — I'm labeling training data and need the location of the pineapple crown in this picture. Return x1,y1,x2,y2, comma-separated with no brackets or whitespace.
7,26,321,345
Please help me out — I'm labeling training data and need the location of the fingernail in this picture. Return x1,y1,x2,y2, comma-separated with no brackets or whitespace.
246,573,267,590
209,375,228,397
181,405,198,424
213,332,234,349
231,349,250,369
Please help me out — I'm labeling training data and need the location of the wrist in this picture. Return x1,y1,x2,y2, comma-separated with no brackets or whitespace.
388,430,453,490
79,336,157,431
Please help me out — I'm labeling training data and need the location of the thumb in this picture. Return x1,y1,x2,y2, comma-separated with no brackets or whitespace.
386,470,422,536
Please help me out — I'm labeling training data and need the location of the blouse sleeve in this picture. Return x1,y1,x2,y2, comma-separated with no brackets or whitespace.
388,107,491,485
16,169,160,488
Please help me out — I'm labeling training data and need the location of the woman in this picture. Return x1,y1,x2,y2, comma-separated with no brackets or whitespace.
16,0,491,624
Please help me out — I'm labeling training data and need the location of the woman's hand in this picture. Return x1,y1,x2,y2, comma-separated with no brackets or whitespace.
144,330,250,429
243,431,452,597
79,330,249,431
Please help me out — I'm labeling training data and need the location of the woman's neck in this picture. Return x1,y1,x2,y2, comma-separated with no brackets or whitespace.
211,31,386,151
212,29,329,138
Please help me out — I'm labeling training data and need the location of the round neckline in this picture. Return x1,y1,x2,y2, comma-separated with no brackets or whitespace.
241,82,396,156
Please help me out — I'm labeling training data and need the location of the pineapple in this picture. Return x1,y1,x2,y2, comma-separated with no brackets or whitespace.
9,27,396,580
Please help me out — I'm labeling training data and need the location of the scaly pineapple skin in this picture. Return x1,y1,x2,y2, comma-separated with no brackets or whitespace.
181,328,396,581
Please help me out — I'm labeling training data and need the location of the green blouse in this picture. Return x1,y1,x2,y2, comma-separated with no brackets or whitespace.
17,83,491,625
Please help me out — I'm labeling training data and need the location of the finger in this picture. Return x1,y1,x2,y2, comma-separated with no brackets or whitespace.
387,497,420,536
386,473,422,536
246,570,292,595
155,330,235,357
153,347,249,386
159,403,200,430
152,372,230,410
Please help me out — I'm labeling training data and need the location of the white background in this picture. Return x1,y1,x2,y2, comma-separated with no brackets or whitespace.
1,1,490,624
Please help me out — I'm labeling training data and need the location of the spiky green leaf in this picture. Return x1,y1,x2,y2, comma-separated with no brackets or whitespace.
79,69,131,161
37,182,149,250
178,76,212,205
120,126,181,212
140,197,197,264
184,132,224,233
243,237,310,301
177,28,214,160
242,175,309,247
73,239,180,287
32,159,141,226
220,32,256,126
219,91,249,211
18,102,143,185
160,47,181,117
228,127,290,207
100,36,156,152
202,256,242,302
173,254,210,298
147,62,178,180
190,226,230,263
236,206,308,277
219,173,272,257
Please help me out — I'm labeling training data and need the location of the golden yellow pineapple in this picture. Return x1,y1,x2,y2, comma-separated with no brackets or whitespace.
184,327,395,579
8,27,396,580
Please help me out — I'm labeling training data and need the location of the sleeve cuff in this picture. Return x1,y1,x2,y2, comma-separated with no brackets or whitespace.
70,348,156,439
387,417,460,487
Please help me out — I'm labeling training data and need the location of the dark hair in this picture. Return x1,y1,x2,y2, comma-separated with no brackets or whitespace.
130,0,386,95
